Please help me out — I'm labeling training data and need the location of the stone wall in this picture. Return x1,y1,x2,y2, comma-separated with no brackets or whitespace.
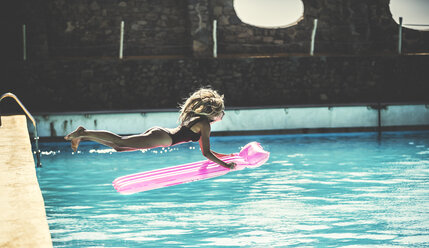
36,0,189,57
2,55,427,112
11,0,429,59
213,0,429,55
2,0,428,113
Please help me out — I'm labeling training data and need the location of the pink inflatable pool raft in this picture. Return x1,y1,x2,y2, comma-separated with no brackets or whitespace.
113,142,270,194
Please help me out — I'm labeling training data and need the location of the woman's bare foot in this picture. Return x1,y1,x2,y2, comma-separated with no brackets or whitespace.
65,126,86,152
65,126,85,140
70,138,81,152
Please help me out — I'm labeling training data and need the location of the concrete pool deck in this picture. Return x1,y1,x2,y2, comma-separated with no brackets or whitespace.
0,115,52,248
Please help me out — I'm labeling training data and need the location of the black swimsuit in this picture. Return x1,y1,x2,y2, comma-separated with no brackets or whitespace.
168,117,204,145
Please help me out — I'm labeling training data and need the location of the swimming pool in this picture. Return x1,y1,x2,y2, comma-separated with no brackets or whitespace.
37,131,429,247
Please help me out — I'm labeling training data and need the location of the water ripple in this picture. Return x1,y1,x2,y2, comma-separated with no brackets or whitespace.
37,132,429,247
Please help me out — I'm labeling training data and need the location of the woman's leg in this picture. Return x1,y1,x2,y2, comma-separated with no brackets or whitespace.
78,137,123,151
65,126,173,152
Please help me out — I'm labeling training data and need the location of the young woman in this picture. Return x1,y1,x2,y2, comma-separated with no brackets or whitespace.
64,88,236,169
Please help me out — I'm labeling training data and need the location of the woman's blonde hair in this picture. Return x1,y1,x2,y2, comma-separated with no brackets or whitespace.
179,87,225,124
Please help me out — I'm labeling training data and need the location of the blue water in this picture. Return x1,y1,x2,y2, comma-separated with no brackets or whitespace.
37,132,429,247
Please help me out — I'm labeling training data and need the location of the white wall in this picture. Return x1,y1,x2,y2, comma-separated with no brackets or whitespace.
28,104,429,137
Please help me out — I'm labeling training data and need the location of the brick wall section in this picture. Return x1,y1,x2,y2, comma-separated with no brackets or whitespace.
3,0,428,112
24,0,190,57
3,55,427,112
15,0,429,58
213,0,429,55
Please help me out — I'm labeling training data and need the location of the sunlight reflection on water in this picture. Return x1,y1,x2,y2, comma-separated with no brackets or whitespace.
37,132,429,247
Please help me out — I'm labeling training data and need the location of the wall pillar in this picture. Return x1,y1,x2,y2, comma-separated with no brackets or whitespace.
187,0,212,58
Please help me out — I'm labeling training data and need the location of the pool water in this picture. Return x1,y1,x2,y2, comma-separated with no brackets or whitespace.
37,132,429,247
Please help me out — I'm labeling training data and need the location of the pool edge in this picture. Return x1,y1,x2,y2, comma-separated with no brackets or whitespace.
28,104,429,139
0,115,53,248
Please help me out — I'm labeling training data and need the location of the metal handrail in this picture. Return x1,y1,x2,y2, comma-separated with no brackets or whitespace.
0,93,41,167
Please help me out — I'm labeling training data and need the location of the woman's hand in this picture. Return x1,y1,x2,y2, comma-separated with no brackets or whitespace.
224,162,236,169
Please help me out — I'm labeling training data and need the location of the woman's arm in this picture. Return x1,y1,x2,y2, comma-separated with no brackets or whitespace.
198,120,236,169
211,150,233,158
